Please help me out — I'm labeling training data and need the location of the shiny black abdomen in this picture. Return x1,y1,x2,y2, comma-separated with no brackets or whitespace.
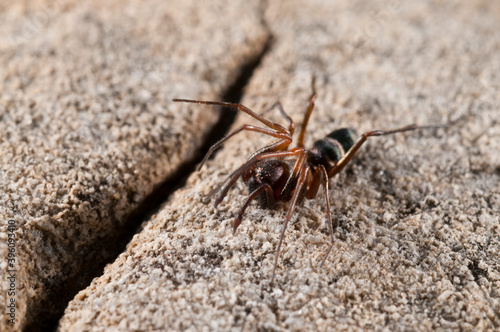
307,128,357,172
327,128,357,153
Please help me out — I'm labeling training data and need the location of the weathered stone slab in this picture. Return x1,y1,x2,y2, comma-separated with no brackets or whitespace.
0,0,268,330
35,0,500,330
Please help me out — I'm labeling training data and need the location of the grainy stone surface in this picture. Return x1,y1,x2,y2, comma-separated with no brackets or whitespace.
5,0,500,331
59,0,500,330
0,0,268,330
60,1,500,331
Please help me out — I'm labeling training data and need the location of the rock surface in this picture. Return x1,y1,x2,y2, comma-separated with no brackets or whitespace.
0,0,267,330
2,0,499,331
59,0,500,331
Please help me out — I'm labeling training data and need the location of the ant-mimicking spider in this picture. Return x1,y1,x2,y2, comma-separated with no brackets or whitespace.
173,77,442,284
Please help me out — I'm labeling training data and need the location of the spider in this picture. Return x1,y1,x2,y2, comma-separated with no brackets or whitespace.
173,77,442,283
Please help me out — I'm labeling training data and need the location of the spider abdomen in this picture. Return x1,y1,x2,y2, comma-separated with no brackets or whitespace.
307,128,357,171
327,128,357,153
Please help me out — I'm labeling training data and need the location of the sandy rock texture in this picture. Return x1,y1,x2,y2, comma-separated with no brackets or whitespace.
0,0,268,330
58,0,500,331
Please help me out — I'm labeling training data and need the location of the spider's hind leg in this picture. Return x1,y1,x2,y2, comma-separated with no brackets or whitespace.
233,184,275,232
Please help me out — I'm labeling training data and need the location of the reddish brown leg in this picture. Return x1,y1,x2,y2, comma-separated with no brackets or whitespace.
207,138,292,206
297,76,317,148
280,150,307,201
213,147,306,207
254,146,305,161
305,168,322,200
248,137,298,161
172,99,288,132
302,166,335,267
233,184,274,232
198,124,292,171
321,124,444,263
327,124,443,178
260,101,295,135
271,164,311,285
318,165,335,267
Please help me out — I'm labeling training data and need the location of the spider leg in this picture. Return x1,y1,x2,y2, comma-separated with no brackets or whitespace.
327,124,442,178
271,164,311,285
233,183,274,233
318,165,335,268
259,102,295,135
206,139,290,206
172,99,288,133
213,146,305,207
254,146,306,160
273,102,295,135
280,150,307,202
300,166,336,267
305,167,322,200
297,76,317,147
212,158,258,207
198,124,292,171
248,138,296,161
